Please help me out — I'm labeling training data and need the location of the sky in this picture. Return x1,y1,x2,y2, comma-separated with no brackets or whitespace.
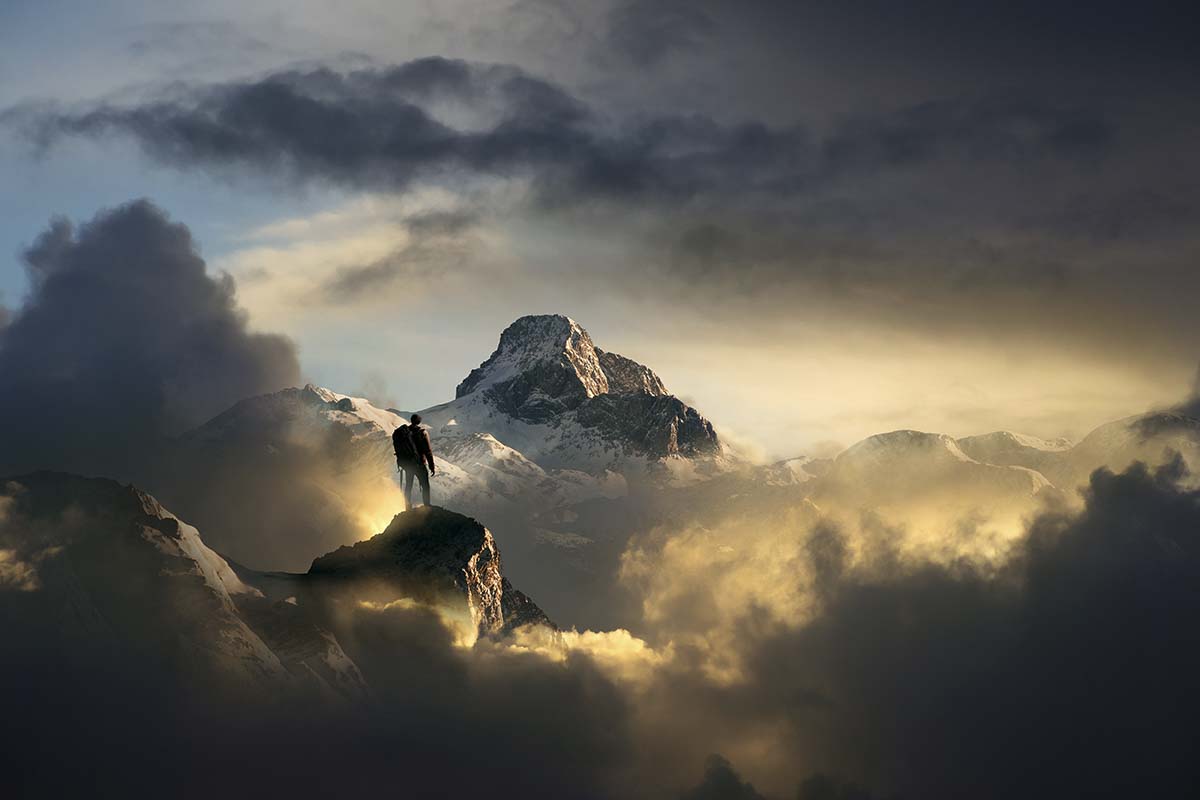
2,0,1199,456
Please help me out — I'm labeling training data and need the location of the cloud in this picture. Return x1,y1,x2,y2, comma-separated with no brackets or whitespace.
605,0,716,67
320,209,478,302
678,755,767,800
0,570,634,798
15,56,1200,400
689,458,1200,797
602,0,1200,87
8,60,1111,206
18,61,1175,364
0,199,299,477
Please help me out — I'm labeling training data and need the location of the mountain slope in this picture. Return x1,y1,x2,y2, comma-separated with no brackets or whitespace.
956,431,1075,486
828,430,1052,492
425,314,722,468
0,472,368,700
1064,411,1200,487
955,414,1200,491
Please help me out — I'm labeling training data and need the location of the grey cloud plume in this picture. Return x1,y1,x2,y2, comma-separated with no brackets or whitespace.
0,565,631,798
321,209,479,302
606,0,716,67
0,200,299,476
9,58,1110,205
601,0,1200,83
707,457,1200,797
19,56,1198,370
679,755,767,800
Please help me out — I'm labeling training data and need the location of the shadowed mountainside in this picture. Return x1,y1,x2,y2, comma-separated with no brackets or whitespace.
0,473,553,704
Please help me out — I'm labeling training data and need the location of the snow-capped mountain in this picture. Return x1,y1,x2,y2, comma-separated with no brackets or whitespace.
957,431,1076,486
829,430,1053,494
1061,411,1200,486
954,413,1200,492
809,430,1057,545
168,315,731,573
411,314,725,475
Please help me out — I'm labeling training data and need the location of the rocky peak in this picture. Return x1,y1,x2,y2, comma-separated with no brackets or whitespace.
308,506,554,635
455,314,609,401
596,349,668,396
453,314,673,424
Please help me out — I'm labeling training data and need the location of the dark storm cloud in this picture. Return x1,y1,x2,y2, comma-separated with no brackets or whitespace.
606,0,716,67
17,54,1196,365
679,755,767,800
0,200,299,476
0,561,632,797
7,59,1111,204
799,0,1200,76
602,0,1200,82
686,457,1200,798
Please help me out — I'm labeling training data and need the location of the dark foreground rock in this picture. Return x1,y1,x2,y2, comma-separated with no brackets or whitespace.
0,474,554,708
308,505,556,635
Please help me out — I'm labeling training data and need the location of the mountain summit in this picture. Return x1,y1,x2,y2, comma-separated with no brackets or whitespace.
455,314,669,419
430,314,719,464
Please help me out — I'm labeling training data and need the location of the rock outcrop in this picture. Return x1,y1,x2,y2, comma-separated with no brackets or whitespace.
0,474,553,708
308,505,554,635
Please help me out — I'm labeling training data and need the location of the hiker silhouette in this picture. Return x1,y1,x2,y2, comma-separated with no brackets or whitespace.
393,413,436,509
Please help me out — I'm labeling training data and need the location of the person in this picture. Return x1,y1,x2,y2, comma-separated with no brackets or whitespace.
392,413,436,508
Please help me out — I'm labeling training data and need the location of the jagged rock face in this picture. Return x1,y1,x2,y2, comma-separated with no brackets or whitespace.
448,314,719,458
500,577,557,630
308,506,554,635
576,393,720,457
596,349,668,396
454,315,674,419
456,315,614,407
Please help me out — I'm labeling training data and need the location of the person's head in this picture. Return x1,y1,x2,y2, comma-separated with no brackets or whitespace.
410,413,422,426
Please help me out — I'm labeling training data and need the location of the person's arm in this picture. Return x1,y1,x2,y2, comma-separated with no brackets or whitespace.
419,429,435,473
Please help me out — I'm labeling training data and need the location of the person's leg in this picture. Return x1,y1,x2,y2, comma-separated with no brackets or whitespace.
403,467,415,510
416,463,431,506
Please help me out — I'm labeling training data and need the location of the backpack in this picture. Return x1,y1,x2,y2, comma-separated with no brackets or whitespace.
392,425,418,462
